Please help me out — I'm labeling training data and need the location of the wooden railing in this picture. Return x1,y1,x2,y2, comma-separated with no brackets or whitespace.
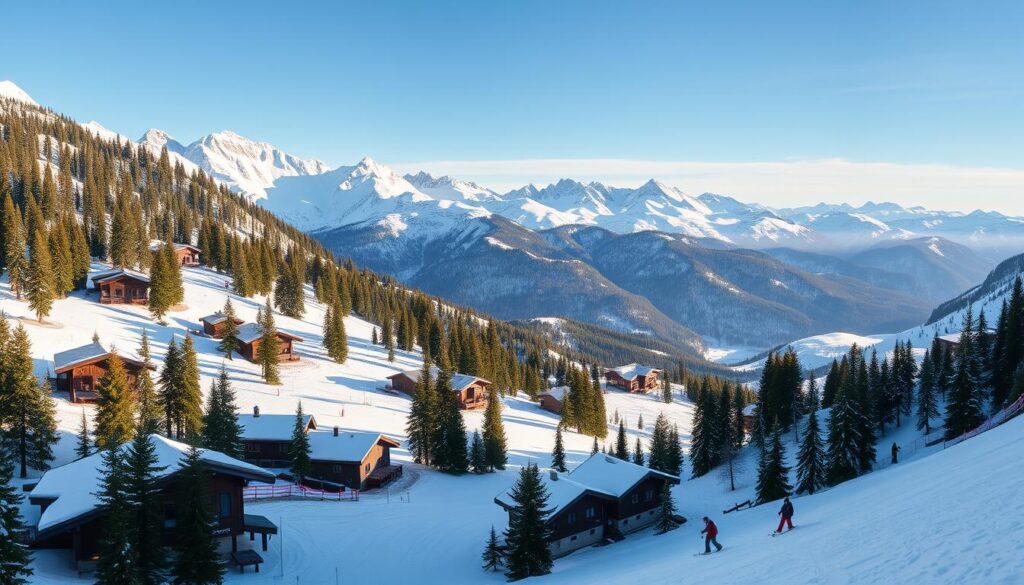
242,484,359,502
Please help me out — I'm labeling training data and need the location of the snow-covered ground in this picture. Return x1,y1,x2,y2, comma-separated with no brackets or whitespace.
7,263,698,584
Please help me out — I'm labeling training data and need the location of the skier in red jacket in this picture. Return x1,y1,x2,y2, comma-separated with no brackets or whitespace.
776,496,794,533
701,516,723,553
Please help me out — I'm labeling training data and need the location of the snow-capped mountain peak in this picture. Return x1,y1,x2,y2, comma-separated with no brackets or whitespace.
404,171,500,202
139,128,186,155
0,80,37,106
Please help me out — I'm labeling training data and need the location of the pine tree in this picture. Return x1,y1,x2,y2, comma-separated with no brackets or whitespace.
5,325,59,477
795,407,826,495
0,444,33,585
689,383,715,477
75,411,92,459
551,424,567,472
755,421,792,504
2,193,27,300
125,432,168,585
322,302,348,363
733,385,748,449
257,299,282,384
469,430,487,474
667,424,684,477
431,367,469,474
482,525,504,572
179,335,204,440
917,349,939,435
591,436,599,455
632,435,645,466
655,482,678,534
171,445,225,585
482,386,507,471
149,242,183,322
201,368,243,458
614,421,628,460
25,228,55,321
503,464,553,581
289,402,313,484
825,389,862,486
944,309,986,440
382,316,395,362
94,447,140,585
158,336,181,437
647,412,670,473
406,353,436,465
94,353,137,450
217,298,240,360
661,375,672,404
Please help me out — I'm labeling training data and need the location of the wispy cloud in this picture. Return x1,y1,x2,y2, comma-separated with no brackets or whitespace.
390,158,1024,215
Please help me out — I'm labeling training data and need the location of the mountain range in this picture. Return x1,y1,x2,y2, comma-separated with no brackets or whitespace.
5,78,1014,354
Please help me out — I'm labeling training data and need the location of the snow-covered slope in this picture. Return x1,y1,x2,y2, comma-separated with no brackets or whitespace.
0,80,38,105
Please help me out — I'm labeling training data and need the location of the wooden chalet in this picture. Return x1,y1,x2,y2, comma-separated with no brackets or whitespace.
604,364,662,393
495,454,680,558
173,243,201,266
89,268,150,305
236,408,401,490
742,403,757,435
53,342,155,403
539,386,569,415
238,408,317,468
29,435,277,572
236,323,303,363
387,366,491,410
201,312,245,338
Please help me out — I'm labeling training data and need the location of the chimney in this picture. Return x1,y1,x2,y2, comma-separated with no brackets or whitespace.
253,405,260,418
333,426,340,437
549,470,558,481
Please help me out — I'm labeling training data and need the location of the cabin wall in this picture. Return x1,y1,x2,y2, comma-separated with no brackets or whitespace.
242,439,292,468
539,395,563,414
612,477,666,533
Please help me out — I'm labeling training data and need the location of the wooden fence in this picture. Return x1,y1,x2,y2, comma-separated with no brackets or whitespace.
243,484,360,502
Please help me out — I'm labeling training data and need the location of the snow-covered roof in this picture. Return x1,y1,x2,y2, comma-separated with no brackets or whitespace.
148,242,200,252
53,341,111,372
742,404,758,417
200,312,243,326
568,453,679,497
88,267,150,285
494,470,614,513
236,322,303,344
306,430,400,463
606,363,661,381
238,413,316,440
938,333,962,343
30,435,275,534
390,366,491,392
541,386,569,402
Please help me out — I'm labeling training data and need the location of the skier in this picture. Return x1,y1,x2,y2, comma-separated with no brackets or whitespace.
891,442,900,464
700,516,723,554
776,496,794,533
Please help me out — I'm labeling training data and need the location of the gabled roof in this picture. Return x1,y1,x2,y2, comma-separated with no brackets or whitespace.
53,342,150,374
389,366,491,392
494,469,615,514
605,363,661,381
30,435,275,537
200,311,244,327
568,453,680,497
237,413,316,441
742,403,758,417
306,430,401,463
540,386,569,402
148,242,201,253
89,268,150,286
236,323,304,344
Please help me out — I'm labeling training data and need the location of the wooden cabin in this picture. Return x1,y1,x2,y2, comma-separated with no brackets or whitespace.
604,364,662,393
236,409,400,490
238,408,318,468
539,386,569,415
495,454,680,558
29,435,277,572
173,244,201,266
53,342,155,403
89,269,150,305
742,403,757,435
236,323,303,363
387,367,491,409
201,312,245,338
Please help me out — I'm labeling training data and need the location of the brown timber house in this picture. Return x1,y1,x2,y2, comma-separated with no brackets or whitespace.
539,386,569,415
387,366,491,410
604,364,662,393
89,269,150,305
495,454,680,558
236,323,303,363
174,244,201,266
29,435,277,572
200,312,245,338
53,342,155,403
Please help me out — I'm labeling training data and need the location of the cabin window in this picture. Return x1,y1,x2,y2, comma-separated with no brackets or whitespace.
631,493,639,504
278,443,289,453
645,489,654,502
333,464,343,473
246,443,259,452
364,463,370,473
114,288,123,298
567,512,576,525
585,506,596,519
218,493,232,518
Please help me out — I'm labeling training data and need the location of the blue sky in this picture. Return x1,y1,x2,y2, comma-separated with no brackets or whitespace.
3,1,1023,211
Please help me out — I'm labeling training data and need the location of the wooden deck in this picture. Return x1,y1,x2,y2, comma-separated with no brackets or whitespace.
366,464,403,489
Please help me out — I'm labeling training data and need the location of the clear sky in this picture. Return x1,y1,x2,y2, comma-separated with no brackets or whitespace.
3,1,1023,212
